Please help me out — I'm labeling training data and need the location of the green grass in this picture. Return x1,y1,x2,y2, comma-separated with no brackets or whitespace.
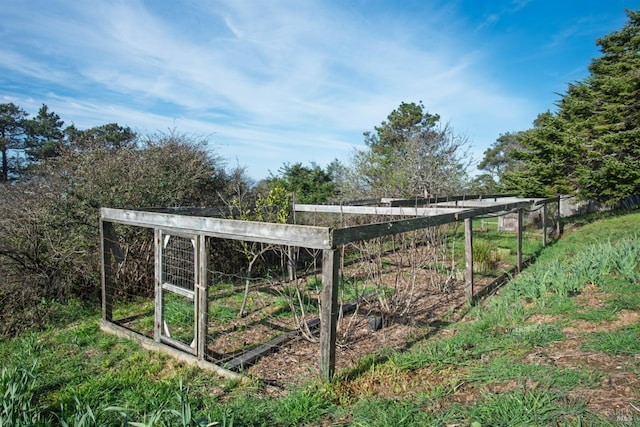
163,292,195,344
347,398,442,426
570,306,620,322
209,304,238,323
466,387,585,427
467,357,602,390
582,323,640,356
2,210,640,425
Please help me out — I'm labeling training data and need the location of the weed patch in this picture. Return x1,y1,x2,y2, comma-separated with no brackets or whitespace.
467,357,602,390
582,323,640,356
467,387,585,426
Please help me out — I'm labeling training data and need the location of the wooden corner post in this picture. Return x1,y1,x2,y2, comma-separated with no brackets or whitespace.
517,208,524,272
154,228,163,343
320,248,339,381
464,218,474,302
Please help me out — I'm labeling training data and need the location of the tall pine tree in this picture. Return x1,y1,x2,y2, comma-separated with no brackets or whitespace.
503,112,578,197
0,103,28,182
25,104,65,161
559,9,640,203
503,9,640,204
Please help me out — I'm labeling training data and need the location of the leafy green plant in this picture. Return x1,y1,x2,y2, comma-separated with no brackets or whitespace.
473,239,498,273
610,236,640,283
58,396,112,427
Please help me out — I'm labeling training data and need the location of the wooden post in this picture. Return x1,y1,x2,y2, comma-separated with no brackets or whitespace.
541,203,547,247
197,235,208,360
556,197,561,237
464,218,474,302
517,209,523,272
154,229,163,343
101,220,115,322
319,248,339,381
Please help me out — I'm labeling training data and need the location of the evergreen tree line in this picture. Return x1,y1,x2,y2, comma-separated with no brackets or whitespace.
477,9,640,205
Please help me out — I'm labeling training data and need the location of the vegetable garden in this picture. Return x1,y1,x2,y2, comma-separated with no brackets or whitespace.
100,195,560,384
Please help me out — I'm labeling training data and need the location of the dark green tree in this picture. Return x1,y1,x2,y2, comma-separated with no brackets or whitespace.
477,132,524,187
0,103,29,182
65,123,137,151
467,173,501,194
558,9,640,203
24,104,65,161
503,112,578,197
268,162,336,204
502,10,640,203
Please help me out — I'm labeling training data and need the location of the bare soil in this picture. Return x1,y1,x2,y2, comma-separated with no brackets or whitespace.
245,274,495,387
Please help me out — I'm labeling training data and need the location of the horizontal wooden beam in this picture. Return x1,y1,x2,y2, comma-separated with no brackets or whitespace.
384,194,516,207
294,204,464,216
454,201,533,220
136,207,235,217
331,212,459,245
533,196,560,205
336,198,381,206
103,197,537,250
101,208,332,249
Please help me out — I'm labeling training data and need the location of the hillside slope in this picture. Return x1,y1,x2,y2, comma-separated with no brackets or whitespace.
1,210,639,425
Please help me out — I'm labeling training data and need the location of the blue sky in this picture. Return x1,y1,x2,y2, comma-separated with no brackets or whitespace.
0,1,636,181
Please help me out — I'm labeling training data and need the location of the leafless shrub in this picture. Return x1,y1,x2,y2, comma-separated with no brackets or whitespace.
0,132,238,335
348,224,455,322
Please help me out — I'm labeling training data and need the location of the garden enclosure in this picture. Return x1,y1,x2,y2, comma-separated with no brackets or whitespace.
100,195,560,381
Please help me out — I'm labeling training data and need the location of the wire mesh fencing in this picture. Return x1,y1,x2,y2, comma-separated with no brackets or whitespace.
101,198,559,382
103,223,155,338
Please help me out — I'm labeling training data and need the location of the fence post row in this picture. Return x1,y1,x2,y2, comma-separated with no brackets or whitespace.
197,234,208,360
542,203,547,247
100,220,118,323
154,228,162,343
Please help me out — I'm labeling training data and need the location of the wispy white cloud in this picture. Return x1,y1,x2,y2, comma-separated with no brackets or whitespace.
0,0,550,178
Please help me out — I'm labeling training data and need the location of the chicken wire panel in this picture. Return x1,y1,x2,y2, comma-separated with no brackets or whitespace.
104,223,155,338
203,236,323,367
158,232,198,353
161,234,196,292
